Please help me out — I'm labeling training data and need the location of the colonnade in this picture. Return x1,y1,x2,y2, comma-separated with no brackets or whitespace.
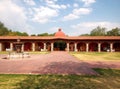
0,41,120,52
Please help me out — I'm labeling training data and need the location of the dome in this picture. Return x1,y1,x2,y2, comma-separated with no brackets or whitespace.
54,28,66,37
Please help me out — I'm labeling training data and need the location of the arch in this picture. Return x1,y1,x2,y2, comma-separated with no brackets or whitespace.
101,42,110,52
24,42,32,51
69,42,74,51
54,40,66,51
113,42,120,52
35,42,44,51
2,42,10,51
46,42,51,51
89,42,98,52
77,42,86,51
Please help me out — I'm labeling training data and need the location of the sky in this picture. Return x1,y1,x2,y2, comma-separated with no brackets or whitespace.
0,0,120,36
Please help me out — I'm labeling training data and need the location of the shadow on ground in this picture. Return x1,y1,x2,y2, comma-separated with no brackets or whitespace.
31,61,97,75
15,69,120,89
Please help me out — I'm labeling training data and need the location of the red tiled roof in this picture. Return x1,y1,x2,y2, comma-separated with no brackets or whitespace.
54,29,66,37
0,36,120,40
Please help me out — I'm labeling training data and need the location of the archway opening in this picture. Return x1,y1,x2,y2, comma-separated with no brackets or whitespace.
35,42,44,51
54,40,66,51
2,42,10,51
89,42,98,52
24,42,32,51
46,42,51,51
101,42,110,52
77,42,86,52
113,42,120,52
69,42,74,51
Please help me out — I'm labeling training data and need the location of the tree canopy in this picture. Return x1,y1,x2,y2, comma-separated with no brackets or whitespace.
107,28,120,36
0,21,28,36
0,21,120,36
90,26,106,36
80,26,120,36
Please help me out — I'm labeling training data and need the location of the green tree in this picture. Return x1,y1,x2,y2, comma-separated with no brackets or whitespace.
37,33,54,36
31,34,36,36
90,26,106,36
107,28,120,36
0,22,9,35
0,21,29,36
80,34,90,36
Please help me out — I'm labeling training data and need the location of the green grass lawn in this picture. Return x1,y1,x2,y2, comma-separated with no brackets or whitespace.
71,52,120,61
0,68,120,89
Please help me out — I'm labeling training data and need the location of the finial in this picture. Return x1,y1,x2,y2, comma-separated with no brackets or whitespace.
58,28,61,31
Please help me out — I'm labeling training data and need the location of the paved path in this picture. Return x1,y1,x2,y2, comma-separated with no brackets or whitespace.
0,52,97,75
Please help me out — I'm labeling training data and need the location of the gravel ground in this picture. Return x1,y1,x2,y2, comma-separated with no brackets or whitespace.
0,51,119,75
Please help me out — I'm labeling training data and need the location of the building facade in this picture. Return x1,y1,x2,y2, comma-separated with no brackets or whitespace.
0,29,120,52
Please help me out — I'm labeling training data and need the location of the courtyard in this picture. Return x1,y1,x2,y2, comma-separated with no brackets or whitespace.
0,51,120,74
0,51,120,89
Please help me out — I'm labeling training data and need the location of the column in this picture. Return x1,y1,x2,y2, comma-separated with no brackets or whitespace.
21,44,24,52
32,42,35,51
110,43,113,52
67,42,69,51
86,43,89,52
44,42,46,51
74,43,77,52
10,42,13,51
0,43,2,51
98,43,101,52
51,42,54,51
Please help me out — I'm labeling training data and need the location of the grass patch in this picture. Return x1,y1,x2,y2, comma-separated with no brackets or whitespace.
71,52,120,61
28,51,49,54
0,69,120,89
0,51,8,54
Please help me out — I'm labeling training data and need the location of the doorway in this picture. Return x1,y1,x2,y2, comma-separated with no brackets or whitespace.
54,41,66,51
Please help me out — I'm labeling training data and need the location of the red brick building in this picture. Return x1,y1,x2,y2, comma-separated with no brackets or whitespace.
0,29,120,52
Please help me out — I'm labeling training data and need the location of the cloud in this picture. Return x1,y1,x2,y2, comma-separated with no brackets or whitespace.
32,6,58,23
0,0,31,33
45,0,68,9
63,8,92,21
73,3,79,8
71,21,120,35
23,0,36,6
81,0,96,7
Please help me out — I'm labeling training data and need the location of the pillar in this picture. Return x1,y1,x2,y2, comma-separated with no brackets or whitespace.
51,42,54,51
110,43,113,52
32,42,35,51
10,42,13,51
86,43,89,52
98,43,101,52
74,43,77,52
44,42,46,51
67,42,69,51
22,44,24,52
0,43,1,51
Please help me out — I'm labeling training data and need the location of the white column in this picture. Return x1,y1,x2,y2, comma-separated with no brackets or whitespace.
10,42,13,51
22,44,24,52
0,43,2,51
86,43,89,52
51,42,54,51
110,43,113,52
74,43,77,52
32,42,35,51
98,43,101,52
44,42,46,51
67,42,69,51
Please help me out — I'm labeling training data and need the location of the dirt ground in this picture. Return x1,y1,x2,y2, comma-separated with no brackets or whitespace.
0,52,119,75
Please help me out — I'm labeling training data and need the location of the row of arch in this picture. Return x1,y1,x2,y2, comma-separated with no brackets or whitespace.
1,41,120,52
70,42,120,52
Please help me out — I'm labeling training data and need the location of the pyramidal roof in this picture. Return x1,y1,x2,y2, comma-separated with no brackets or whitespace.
54,28,66,37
